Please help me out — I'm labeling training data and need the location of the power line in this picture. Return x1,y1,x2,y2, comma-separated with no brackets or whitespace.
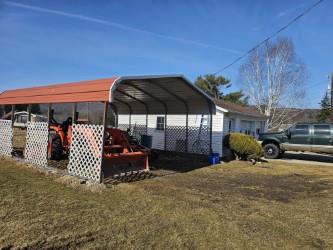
213,0,324,75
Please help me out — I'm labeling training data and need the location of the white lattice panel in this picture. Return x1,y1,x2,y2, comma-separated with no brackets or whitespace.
25,122,49,167
0,119,13,157
68,124,104,182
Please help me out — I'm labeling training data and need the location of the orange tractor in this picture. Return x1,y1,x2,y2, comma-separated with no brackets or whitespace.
47,111,151,172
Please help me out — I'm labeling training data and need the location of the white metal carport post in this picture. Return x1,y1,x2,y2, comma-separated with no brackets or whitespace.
114,98,132,128
115,89,149,135
99,101,109,183
208,102,213,154
11,105,15,127
122,82,168,150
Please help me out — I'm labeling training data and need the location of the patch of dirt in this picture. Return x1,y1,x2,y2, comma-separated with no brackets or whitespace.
186,173,333,203
55,175,106,193
47,159,69,170
103,171,156,186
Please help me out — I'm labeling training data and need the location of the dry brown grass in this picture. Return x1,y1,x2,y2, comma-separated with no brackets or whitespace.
0,158,332,249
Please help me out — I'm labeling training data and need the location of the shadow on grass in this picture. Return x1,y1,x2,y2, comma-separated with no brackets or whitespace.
150,151,210,173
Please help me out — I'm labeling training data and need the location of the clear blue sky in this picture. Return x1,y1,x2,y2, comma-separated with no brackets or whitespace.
0,0,331,108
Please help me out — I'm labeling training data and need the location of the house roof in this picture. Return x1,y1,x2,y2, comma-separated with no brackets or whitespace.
214,99,267,119
0,75,215,115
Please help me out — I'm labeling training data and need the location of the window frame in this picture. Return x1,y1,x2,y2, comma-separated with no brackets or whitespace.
200,115,209,128
313,124,331,135
156,116,165,131
293,124,310,135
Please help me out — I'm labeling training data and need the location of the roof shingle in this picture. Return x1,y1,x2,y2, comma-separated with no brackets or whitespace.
214,99,267,119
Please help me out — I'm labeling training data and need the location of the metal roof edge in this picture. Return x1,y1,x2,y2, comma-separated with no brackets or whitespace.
110,74,216,114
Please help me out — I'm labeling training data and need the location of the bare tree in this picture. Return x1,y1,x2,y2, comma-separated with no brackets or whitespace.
239,37,306,131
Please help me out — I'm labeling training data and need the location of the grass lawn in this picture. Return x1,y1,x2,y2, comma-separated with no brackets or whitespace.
0,157,333,249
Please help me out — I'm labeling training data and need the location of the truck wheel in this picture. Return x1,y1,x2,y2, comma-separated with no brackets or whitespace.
263,143,280,159
48,134,63,160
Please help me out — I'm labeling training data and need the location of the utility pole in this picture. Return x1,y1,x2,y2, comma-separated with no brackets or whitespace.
331,73,333,122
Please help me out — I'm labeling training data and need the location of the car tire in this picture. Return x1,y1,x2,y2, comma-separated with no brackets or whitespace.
263,143,280,159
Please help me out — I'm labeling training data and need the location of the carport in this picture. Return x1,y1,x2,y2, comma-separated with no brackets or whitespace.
0,75,215,182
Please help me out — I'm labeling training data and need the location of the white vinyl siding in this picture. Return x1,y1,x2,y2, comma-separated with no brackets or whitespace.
118,105,267,155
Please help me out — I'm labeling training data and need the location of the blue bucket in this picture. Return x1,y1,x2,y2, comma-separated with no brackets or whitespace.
208,153,220,165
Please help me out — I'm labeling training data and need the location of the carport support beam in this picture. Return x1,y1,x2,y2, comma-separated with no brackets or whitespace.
115,90,149,131
209,106,213,154
73,103,77,124
164,114,167,151
146,79,189,153
185,112,189,153
27,104,32,122
123,82,169,136
114,98,132,129
47,104,52,126
11,105,15,127
100,101,109,183
146,113,148,135
110,103,118,128
129,113,131,128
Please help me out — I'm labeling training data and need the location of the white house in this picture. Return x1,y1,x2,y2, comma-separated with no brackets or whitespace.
118,99,267,156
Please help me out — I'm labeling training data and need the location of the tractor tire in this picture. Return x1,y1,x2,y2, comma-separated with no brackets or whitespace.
49,134,63,160
263,143,280,159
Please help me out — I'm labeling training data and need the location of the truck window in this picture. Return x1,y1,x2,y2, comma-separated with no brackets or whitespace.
314,125,330,135
294,125,309,135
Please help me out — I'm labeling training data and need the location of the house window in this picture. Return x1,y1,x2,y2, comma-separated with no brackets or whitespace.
156,116,165,131
200,115,209,128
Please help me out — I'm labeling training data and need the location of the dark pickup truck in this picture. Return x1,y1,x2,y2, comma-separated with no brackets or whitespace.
258,123,333,159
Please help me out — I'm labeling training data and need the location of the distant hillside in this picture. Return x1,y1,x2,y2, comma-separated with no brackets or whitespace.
277,108,320,131
291,109,320,123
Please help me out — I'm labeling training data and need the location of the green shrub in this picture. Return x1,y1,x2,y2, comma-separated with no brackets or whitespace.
224,133,263,161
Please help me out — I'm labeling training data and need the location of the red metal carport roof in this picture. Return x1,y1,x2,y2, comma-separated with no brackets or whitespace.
0,75,215,115
0,77,117,105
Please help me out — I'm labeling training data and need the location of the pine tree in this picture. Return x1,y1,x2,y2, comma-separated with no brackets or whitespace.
317,92,331,122
195,74,231,99
195,74,248,105
223,91,249,106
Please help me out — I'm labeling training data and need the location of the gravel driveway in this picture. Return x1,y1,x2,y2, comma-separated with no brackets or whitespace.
267,152,333,166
